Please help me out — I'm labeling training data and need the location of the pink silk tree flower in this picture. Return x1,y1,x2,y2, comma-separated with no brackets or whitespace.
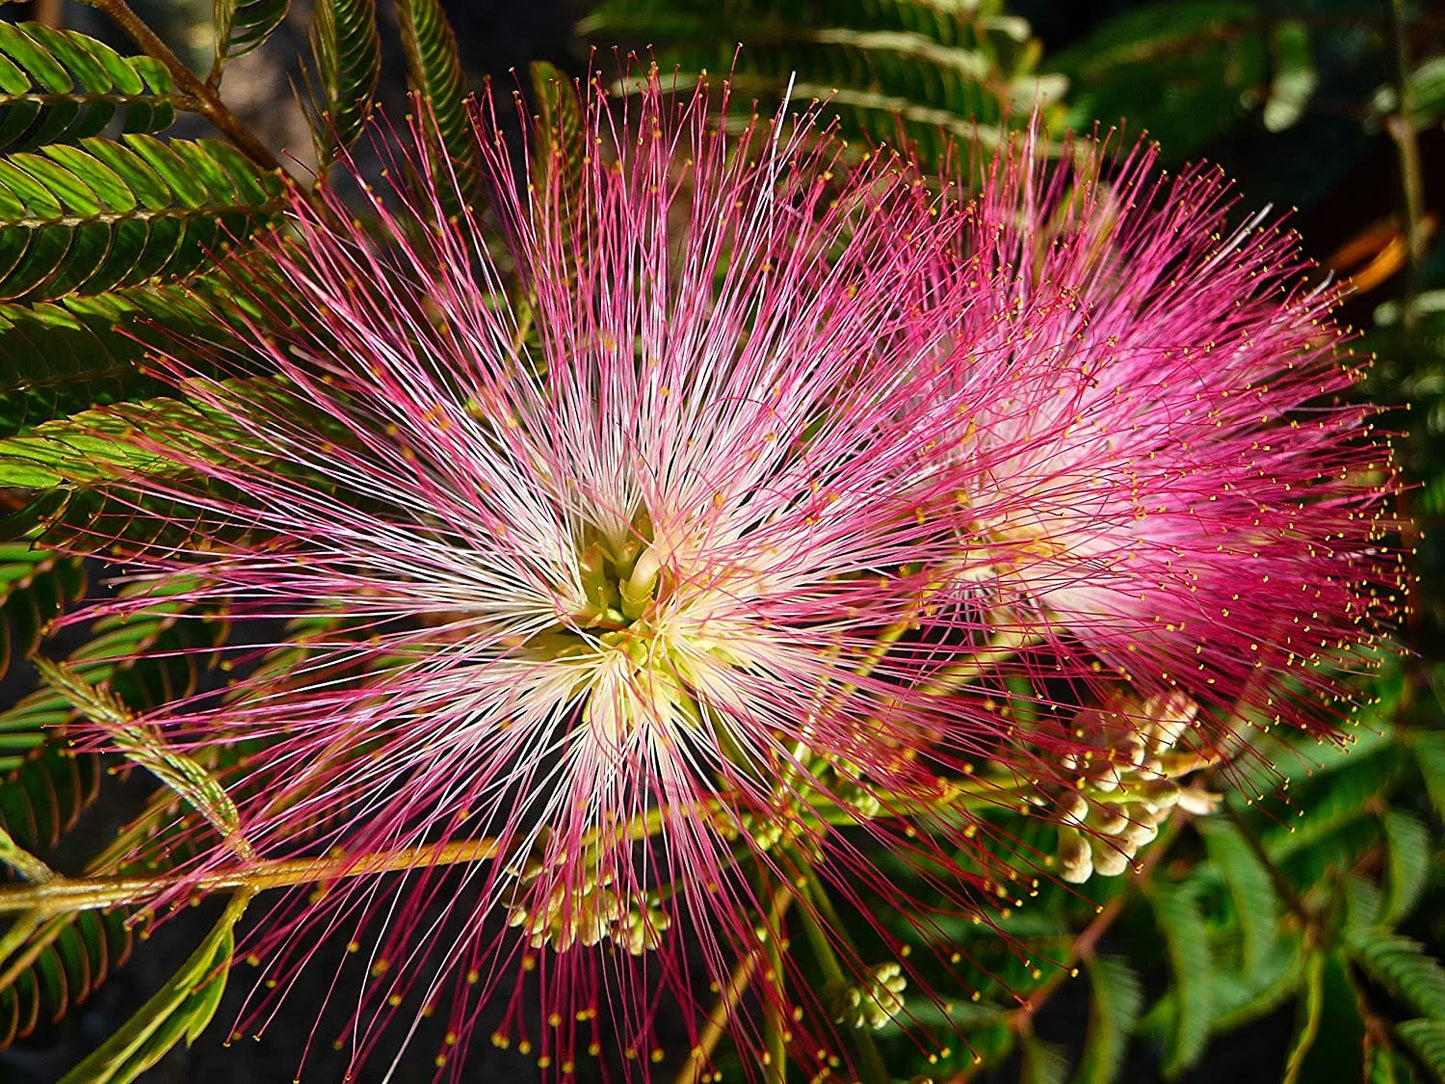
53,72,1033,1080
921,128,1405,770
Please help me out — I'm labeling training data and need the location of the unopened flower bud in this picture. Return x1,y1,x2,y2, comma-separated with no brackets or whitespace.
1091,842,1131,877
1177,784,1222,816
1058,827,1093,884
823,962,908,1030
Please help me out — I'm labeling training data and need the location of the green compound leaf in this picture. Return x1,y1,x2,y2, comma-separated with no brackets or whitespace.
1380,810,1431,926
0,369,311,490
57,890,250,1084
1021,1035,1070,1084
1198,817,1281,977
0,741,101,860
1074,955,1143,1084
1396,1020,1445,1080
578,0,1064,168
395,0,480,205
529,59,584,213
0,22,178,154
1344,871,1385,936
526,60,586,299
0,394,213,488
1210,940,1304,1033
308,0,380,170
0,285,223,439
1263,744,1404,865
0,905,136,1047
0,738,129,1047
1261,18,1317,133
0,581,229,769
212,0,291,80
37,659,252,861
1347,930,1445,1021
0,134,286,302
1044,0,1267,160
1149,882,1214,1078
0,541,86,688
1411,730,1445,821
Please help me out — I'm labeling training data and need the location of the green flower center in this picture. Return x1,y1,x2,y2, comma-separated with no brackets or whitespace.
572,513,665,630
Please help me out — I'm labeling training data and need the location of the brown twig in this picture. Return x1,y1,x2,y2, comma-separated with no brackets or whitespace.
1010,815,1182,1036
675,883,796,1084
33,0,64,27
0,835,499,917
83,0,283,173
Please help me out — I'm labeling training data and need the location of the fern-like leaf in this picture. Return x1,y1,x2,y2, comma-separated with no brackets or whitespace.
0,372,320,490
0,581,229,765
56,890,248,1083
0,284,227,439
1043,1,1268,159
579,0,1063,167
0,740,101,854
308,0,380,169
528,59,585,238
1381,810,1431,926
0,22,179,155
0,541,84,688
1396,1020,1445,1081
0,133,286,301
0,388,239,488
1263,745,1404,864
1021,1035,1070,1084
395,0,479,207
38,659,252,861
1149,882,1215,1077
0,906,135,1046
1411,731,1445,821
211,0,291,80
1348,931,1445,1020
1198,817,1281,977
0,737,128,1046
1075,955,1143,1084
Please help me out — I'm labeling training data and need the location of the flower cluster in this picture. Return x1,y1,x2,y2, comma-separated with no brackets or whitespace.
1050,691,1222,883
62,68,1401,1081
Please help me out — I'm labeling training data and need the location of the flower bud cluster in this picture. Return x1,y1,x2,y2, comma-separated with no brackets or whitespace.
505,869,671,955
504,836,670,955
821,962,908,1030
1053,691,1221,884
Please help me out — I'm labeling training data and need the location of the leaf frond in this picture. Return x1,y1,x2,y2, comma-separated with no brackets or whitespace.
0,22,180,155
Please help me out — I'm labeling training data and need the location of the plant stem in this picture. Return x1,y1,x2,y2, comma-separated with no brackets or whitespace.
1385,0,1426,327
764,931,788,1084
84,0,284,173
795,877,891,1084
1283,950,1327,1084
675,882,795,1084
1223,799,1311,920
3,762,1028,920
0,835,498,917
